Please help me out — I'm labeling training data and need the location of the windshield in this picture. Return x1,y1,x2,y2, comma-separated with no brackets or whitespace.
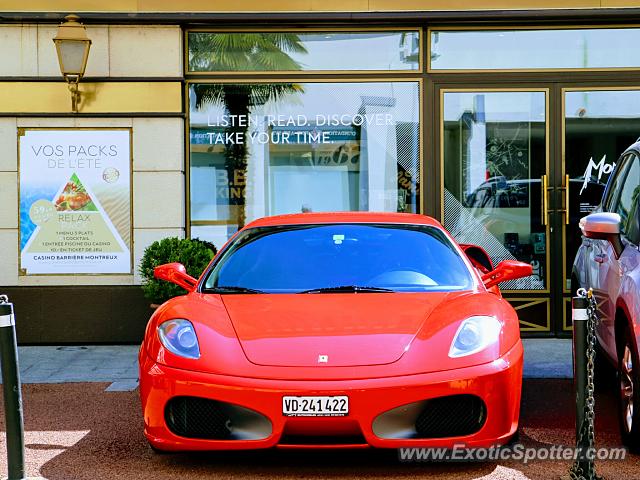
203,223,473,293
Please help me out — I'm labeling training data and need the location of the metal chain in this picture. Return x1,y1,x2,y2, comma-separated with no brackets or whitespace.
569,288,603,480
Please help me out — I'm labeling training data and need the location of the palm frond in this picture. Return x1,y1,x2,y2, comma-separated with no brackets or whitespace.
189,32,306,72
192,84,225,110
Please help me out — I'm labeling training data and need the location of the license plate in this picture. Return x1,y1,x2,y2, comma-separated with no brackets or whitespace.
282,395,349,417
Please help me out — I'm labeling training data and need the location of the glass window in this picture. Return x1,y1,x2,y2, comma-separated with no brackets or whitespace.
431,28,640,71
603,154,633,213
627,197,640,245
613,155,640,237
188,31,420,72
204,224,472,293
564,90,640,290
565,90,640,213
189,81,420,248
442,91,547,290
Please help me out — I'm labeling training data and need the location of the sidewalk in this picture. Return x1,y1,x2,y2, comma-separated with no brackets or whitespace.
16,345,139,391
522,338,572,378
8,339,572,390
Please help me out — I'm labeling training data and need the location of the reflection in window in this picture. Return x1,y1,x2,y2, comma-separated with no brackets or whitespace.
566,90,640,210
205,224,472,293
565,90,640,287
443,91,547,290
188,31,420,72
615,156,639,236
189,82,420,248
431,28,640,70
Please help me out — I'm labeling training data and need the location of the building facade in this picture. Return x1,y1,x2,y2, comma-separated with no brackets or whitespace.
1,1,640,343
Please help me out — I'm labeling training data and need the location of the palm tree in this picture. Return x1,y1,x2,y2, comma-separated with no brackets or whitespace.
189,33,307,228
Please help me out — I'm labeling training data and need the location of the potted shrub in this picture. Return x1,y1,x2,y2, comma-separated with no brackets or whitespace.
139,237,217,308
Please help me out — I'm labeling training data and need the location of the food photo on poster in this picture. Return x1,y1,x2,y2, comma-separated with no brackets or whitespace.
18,129,132,275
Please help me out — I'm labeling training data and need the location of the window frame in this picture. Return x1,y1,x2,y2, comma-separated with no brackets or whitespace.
200,222,475,293
185,27,423,75
428,25,640,73
185,77,424,239
603,152,634,214
611,153,640,240
439,87,550,295
626,194,640,246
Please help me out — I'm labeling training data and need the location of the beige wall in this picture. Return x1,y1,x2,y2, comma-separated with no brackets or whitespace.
0,25,185,287
0,24,181,77
0,0,636,12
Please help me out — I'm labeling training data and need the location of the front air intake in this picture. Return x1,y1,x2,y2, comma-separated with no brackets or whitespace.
165,397,232,440
414,394,486,438
165,396,272,441
372,394,487,440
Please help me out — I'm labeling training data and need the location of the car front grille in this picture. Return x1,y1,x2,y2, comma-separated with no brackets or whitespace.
165,396,233,440
414,394,486,438
164,396,273,441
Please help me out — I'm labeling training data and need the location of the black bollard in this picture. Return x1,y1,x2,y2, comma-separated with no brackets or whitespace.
572,293,590,476
0,297,25,480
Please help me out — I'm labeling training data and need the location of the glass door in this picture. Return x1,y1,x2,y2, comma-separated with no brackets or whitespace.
439,89,552,332
563,87,640,330
439,86,640,334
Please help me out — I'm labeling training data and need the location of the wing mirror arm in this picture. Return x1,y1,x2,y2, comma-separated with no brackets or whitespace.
154,263,198,292
610,236,624,259
481,260,533,290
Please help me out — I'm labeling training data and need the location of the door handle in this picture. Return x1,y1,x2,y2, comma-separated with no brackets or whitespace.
557,174,570,225
595,253,607,264
541,174,549,226
564,174,570,225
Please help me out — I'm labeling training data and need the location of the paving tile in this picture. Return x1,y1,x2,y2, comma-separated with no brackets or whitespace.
105,379,139,392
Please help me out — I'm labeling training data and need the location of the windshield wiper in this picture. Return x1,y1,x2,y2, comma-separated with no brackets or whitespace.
298,285,394,294
204,286,265,294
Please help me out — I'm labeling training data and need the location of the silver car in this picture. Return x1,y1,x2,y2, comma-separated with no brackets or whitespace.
572,141,640,451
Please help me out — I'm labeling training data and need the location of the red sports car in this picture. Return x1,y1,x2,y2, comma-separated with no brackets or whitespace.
139,212,532,451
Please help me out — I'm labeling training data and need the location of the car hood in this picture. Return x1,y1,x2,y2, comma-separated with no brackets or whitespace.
221,292,459,367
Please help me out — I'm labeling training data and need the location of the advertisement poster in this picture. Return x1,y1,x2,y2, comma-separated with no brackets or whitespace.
19,129,132,275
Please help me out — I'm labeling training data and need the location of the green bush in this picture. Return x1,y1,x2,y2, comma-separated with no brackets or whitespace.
139,237,217,305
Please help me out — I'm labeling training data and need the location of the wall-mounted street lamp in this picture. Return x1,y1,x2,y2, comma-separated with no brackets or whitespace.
53,14,92,113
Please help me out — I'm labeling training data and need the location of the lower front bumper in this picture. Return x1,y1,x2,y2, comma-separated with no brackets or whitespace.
139,342,523,451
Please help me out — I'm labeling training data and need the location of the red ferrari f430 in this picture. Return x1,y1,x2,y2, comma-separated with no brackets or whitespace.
139,212,532,451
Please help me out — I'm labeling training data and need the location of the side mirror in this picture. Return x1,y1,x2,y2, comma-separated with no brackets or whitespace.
460,244,494,273
154,262,198,292
481,260,533,289
580,212,623,258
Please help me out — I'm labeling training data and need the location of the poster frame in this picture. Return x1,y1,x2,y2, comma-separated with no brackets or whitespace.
17,127,134,277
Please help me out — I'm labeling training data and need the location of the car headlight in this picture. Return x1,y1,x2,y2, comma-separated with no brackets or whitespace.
449,316,501,358
158,319,200,359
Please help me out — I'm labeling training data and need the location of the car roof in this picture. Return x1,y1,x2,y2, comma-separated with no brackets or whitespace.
244,212,443,229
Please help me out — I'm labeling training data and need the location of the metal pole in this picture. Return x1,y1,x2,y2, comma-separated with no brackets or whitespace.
572,294,589,476
0,296,25,480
